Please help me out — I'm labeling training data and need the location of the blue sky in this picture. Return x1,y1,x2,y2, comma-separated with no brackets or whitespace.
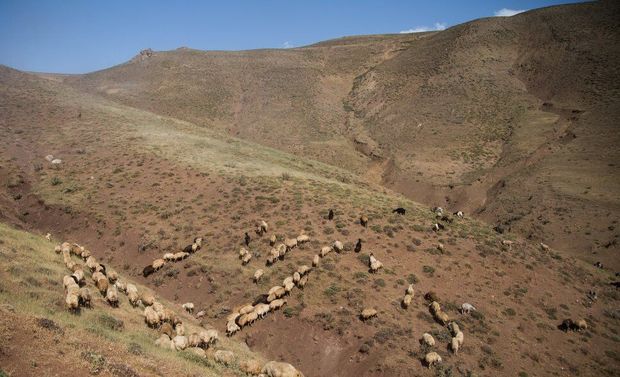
0,0,581,74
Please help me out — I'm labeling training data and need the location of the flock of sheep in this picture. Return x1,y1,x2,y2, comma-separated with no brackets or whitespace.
54,238,305,377
143,237,204,277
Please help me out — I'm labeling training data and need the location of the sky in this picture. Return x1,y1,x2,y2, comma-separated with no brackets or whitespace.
0,0,582,74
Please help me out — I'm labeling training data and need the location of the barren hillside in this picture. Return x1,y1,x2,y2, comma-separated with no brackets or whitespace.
1,2,620,377
58,1,620,268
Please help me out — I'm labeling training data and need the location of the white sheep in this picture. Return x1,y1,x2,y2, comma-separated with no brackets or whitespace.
254,303,270,318
214,350,235,365
461,303,476,314
226,320,240,336
333,240,344,253
297,275,308,288
239,247,249,259
370,260,383,273
242,253,252,265
152,258,165,270
182,302,195,313
269,234,277,246
199,329,219,346
115,279,127,293
285,238,297,250
155,334,175,349
402,294,413,308
45,233,52,242
254,269,264,283
261,361,305,377
406,284,414,295
297,265,311,276
540,242,550,251
65,290,79,312
430,301,441,314
78,287,91,307
312,255,320,267
163,252,175,261
360,308,377,320
173,335,189,351
293,272,301,284
448,322,460,336
260,220,269,234
144,306,160,328
296,234,310,244
320,246,332,257
424,352,442,368
451,337,459,354
127,284,139,306
269,299,286,311
239,304,255,315
421,333,435,347
106,285,119,307
455,331,464,345
283,280,295,293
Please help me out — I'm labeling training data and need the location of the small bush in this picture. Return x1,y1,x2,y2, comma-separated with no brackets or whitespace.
51,177,62,186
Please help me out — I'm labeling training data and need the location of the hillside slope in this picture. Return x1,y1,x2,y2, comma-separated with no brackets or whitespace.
1,65,619,377
58,1,620,267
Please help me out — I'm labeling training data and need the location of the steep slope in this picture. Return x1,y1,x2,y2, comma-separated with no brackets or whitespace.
1,66,619,377
57,1,620,267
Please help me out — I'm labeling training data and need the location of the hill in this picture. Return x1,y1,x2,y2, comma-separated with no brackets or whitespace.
56,1,620,269
1,59,619,377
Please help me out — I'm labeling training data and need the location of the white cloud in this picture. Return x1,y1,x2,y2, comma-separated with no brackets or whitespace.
400,22,447,34
282,41,293,48
494,8,525,17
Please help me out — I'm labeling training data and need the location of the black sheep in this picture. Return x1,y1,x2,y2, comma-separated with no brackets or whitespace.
328,209,334,220
354,238,362,253
393,207,406,215
142,265,155,277
244,232,251,246
183,244,194,253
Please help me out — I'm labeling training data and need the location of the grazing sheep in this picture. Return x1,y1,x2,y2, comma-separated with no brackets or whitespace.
312,254,320,267
78,287,91,307
431,223,445,231
369,254,383,273
454,211,464,218
115,280,127,293
262,361,305,377
402,294,413,308
242,253,252,265
152,258,165,270
461,303,476,314
435,311,449,325
141,292,155,307
244,232,251,246
424,352,442,368
163,252,175,261
182,302,194,314
354,238,362,253
406,284,414,295
360,215,368,227
214,350,235,366
296,234,310,244
254,269,264,283
293,272,301,284
393,207,406,215
240,359,263,376
328,209,334,220
255,303,270,318
107,270,118,283
237,313,251,328
501,240,513,248
451,337,459,354
155,334,174,349
160,322,174,338
297,265,311,276
63,275,78,290
239,247,250,259
80,249,91,260
54,245,62,254
576,319,588,331
333,240,344,253
267,255,278,266
94,263,106,274
85,256,97,270
200,329,219,346
455,331,464,345
127,284,139,306
142,265,155,277
65,290,79,312
188,333,202,348
429,301,441,314
269,299,286,311
260,221,269,234
106,285,119,307
320,246,332,257
195,310,206,319
45,233,52,242
173,252,189,261
144,306,160,328
448,322,460,336
285,238,297,251
96,276,109,295
360,308,377,320
277,244,287,258
297,275,308,288
239,304,255,315
437,243,444,252
540,242,550,251
173,335,189,351
421,333,435,347
269,234,277,246
226,320,241,336
284,280,295,293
